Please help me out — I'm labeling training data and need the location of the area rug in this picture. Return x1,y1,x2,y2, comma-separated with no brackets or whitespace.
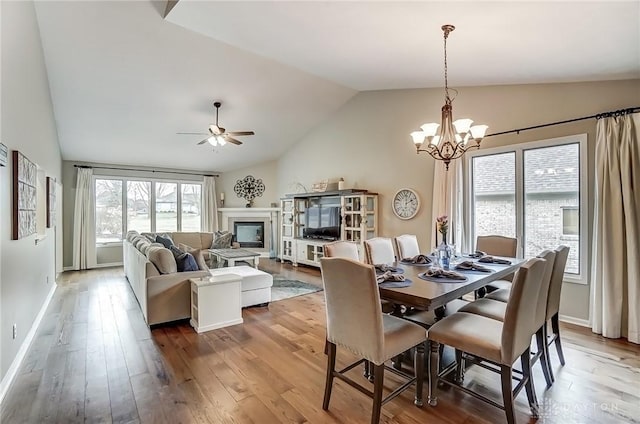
271,276,322,302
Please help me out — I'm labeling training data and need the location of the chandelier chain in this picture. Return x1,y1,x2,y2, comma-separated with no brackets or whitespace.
444,29,449,100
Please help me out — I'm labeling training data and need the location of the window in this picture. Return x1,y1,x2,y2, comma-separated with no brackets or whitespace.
94,178,202,244
127,181,151,233
181,183,202,232
95,179,123,243
466,134,587,281
156,182,178,233
562,207,579,236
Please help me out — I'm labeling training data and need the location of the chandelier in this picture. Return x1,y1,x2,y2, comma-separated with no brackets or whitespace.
411,25,488,170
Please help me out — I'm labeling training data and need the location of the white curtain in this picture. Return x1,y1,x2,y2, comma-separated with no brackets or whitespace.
431,159,467,253
72,167,95,270
202,176,218,232
591,112,640,344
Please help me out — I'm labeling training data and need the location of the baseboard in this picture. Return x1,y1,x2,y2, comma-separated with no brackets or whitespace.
63,262,123,272
559,314,590,328
0,282,57,403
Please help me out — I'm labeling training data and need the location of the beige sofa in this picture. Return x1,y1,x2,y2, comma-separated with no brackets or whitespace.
123,231,213,325
123,231,273,326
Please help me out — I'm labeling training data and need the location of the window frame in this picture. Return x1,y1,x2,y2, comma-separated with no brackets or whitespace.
464,134,588,284
93,176,203,246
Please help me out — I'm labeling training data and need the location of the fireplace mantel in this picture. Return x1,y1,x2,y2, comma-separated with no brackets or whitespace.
218,208,280,258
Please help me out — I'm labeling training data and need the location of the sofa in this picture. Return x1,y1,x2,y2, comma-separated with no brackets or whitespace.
123,231,272,326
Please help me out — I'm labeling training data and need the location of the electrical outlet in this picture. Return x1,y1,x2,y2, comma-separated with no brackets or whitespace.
12,324,17,339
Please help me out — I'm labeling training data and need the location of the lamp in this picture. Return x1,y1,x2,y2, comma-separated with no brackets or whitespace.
411,25,488,170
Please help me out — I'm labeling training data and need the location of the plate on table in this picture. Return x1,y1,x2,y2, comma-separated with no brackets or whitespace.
378,279,413,288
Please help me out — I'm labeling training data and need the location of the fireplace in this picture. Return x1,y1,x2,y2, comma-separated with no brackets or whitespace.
233,221,265,248
218,207,280,258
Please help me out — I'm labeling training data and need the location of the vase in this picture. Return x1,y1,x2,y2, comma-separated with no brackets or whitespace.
437,232,452,269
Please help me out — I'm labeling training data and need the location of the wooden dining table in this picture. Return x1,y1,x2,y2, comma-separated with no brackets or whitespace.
379,256,526,314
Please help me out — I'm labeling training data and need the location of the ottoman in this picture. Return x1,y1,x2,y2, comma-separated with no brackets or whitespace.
209,266,273,307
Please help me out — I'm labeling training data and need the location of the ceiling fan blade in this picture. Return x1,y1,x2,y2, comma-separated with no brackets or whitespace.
224,136,243,146
225,131,255,136
177,132,208,135
197,138,210,145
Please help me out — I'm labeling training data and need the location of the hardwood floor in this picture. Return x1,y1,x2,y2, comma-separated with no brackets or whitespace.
1,261,638,423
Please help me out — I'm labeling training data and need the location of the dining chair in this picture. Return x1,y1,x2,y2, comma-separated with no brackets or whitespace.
427,257,547,424
458,249,557,387
485,245,570,379
476,235,518,295
324,240,360,261
363,237,396,265
320,257,427,424
394,234,421,260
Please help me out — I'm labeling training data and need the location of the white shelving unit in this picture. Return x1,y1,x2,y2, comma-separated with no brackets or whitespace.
279,190,378,268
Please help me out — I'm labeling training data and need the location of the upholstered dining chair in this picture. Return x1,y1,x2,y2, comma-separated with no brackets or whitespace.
363,237,396,265
427,257,547,424
459,249,557,387
394,234,421,260
320,257,427,424
476,235,518,295
485,245,570,382
324,240,360,261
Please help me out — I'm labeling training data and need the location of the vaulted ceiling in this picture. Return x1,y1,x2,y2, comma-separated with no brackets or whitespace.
34,1,640,172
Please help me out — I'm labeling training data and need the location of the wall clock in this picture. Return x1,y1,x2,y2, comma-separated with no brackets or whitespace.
392,188,420,220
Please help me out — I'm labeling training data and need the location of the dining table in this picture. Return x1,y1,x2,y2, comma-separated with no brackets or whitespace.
378,255,526,317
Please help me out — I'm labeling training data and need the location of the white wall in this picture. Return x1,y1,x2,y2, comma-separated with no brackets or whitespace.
276,79,640,321
1,1,63,380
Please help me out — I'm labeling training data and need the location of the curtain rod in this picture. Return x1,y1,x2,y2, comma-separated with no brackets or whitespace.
485,106,640,138
73,164,218,177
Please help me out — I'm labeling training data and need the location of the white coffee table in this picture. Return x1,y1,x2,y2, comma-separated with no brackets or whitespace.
209,248,261,268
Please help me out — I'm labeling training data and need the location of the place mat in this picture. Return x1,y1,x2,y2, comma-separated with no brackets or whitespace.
374,265,404,274
379,279,412,288
418,268,468,283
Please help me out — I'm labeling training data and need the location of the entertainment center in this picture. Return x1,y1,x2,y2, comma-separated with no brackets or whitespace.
280,189,378,267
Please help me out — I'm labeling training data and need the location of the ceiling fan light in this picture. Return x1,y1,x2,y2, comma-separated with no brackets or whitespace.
217,136,227,146
207,136,217,146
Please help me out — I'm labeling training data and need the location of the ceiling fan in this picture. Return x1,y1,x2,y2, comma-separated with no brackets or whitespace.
177,101,254,146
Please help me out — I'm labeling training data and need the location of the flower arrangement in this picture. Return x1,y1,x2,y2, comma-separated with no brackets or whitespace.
437,215,449,236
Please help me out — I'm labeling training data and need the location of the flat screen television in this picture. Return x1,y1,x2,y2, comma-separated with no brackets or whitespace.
303,197,341,240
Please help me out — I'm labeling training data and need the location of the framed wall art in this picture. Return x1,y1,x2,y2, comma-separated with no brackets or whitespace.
12,150,37,239
47,176,56,228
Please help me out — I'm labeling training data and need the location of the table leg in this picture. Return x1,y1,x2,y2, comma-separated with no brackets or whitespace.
434,305,446,320
253,256,259,269
428,340,439,406
229,259,236,267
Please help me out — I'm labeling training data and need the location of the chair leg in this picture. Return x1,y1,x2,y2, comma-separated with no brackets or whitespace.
500,365,516,424
364,360,372,381
414,343,425,407
551,314,566,366
324,339,329,355
535,327,553,388
428,340,440,407
322,342,336,410
371,363,385,424
520,347,539,418
542,323,555,383
454,349,465,383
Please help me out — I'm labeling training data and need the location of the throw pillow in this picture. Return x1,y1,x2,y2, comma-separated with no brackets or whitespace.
169,245,199,272
178,243,209,271
212,231,233,249
147,246,177,274
155,234,174,249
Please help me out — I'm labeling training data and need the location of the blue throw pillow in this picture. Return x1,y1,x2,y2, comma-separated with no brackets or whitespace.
169,245,199,272
155,234,174,249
